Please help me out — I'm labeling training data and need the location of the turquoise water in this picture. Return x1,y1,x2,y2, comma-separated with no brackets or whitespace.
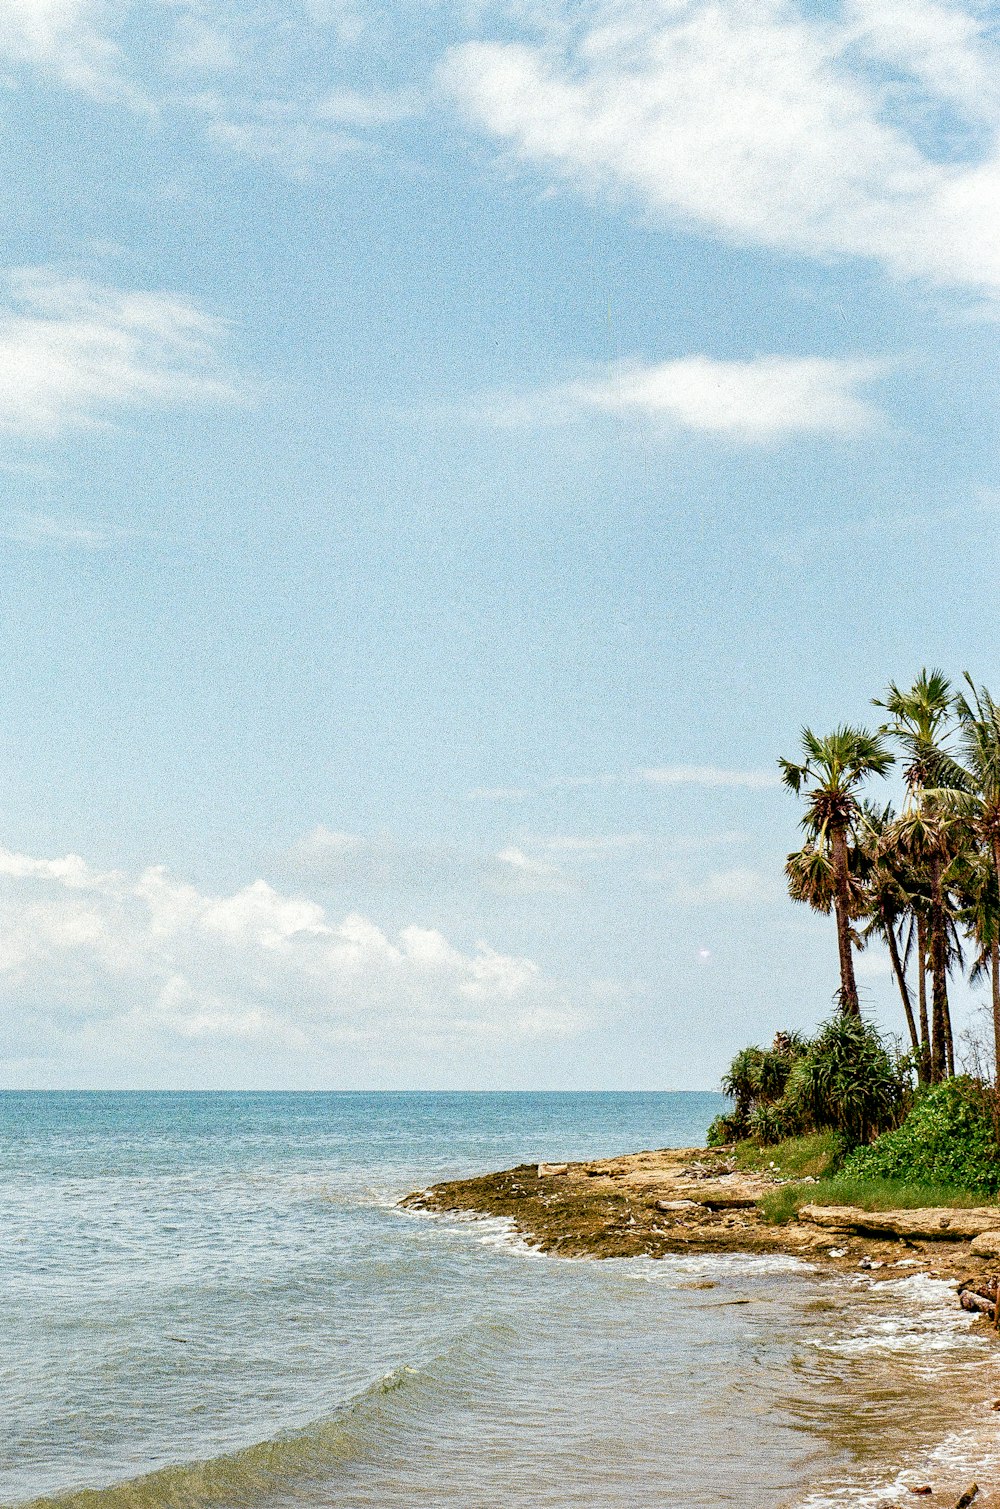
3,1092,1000,1509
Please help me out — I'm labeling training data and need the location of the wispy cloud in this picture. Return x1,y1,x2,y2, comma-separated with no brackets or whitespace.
0,0,143,104
469,765,780,799
441,0,1000,293
0,511,134,548
667,866,782,908
285,826,577,896
0,267,244,439
639,765,781,791
471,356,884,442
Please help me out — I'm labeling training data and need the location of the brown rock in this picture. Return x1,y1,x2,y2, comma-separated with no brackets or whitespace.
799,1204,1000,1240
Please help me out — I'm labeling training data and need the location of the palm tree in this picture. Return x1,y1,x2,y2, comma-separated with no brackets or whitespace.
780,726,894,1016
858,802,922,1066
874,670,966,1081
953,676,1000,1078
955,845,1000,1077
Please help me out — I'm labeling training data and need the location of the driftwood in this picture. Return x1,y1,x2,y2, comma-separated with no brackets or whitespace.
798,1204,1000,1240
960,1289,996,1316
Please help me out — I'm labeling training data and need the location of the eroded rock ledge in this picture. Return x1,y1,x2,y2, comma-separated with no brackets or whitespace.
401,1146,1000,1282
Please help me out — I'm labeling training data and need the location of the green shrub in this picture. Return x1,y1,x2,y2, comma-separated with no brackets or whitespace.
736,1131,844,1179
717,1032,809,1141
717,1017,911,1150
706,1113,740,1147
782,1016,911,1146
747,1099,803,1145
845,1077,1000,1194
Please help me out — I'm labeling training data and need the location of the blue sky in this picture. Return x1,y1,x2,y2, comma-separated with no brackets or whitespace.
0,0,998,1089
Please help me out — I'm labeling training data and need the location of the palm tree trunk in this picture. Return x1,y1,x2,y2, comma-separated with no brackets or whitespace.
832,828,860,1015
917,913,930,1082
943,988,955,1078
929,853,948,1082
992,838,1000,1084
884,913,919,1057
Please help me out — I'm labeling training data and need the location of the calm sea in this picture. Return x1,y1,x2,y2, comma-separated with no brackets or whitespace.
3,1091,1000,1509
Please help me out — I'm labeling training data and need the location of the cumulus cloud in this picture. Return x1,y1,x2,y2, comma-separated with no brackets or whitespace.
0,267,242,438
441,0,1000,292
474,355,883,441
0,846,579,1076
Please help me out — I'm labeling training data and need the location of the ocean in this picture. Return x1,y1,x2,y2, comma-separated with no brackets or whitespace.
3,1090,1000,1509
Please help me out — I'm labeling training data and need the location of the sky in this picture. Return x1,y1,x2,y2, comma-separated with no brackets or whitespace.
0,0,998,1090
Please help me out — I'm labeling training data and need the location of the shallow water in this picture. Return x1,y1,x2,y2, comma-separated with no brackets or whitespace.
3,1092,1000,1509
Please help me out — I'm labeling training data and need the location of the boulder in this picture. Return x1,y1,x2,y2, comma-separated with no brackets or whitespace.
655,1199,699,1211
970,1230,1000,1257
537,1162,569,1177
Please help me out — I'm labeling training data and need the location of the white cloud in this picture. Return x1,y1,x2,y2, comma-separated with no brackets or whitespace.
640,765,781,790
478,355,882,441
468,766,780,799
0,267,242,438
536,833,646,854
0,0,133,98
286,826,576,895
0,846,579,1075
441,1,1000,292
1,511,133,547
494,844,571,893
845,0,1000,123
668,866,780,907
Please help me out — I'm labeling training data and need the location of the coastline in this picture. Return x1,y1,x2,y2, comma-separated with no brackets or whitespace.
403,1144,1000,1286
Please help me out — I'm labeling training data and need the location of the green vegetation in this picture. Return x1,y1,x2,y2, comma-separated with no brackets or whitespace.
710,669,1000,1220
780,669,1000,1085
734,1131,843,1180
708,1016,910,1148
844,1077,1000,1195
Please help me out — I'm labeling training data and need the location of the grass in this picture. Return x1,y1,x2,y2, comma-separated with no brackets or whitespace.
757,1174,994,1225
734,1131,842,1180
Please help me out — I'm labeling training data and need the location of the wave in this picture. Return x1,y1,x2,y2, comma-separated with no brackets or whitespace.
14,1329,512,1509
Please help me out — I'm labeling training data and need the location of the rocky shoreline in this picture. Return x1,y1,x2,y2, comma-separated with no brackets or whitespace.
402,1145,1000,1293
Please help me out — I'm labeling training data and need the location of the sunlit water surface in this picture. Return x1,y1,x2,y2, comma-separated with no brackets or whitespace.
3,1091,1000,1509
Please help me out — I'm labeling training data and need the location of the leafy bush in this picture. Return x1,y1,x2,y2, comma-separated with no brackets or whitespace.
718,1032,809,1140
782,1016,911,1146
747,1099,803,1145
706,1113,741,1147
717,1017,911,1150
845,1077,1000,1195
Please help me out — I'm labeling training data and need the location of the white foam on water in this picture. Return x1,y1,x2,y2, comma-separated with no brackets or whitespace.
812,1273,982,1357
794,1273,1000,1507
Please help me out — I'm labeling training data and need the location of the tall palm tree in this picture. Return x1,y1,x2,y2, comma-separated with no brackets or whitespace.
780,726,894,1016
858,802,922,1066
874,670,965,1081
953,676,1000,1078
